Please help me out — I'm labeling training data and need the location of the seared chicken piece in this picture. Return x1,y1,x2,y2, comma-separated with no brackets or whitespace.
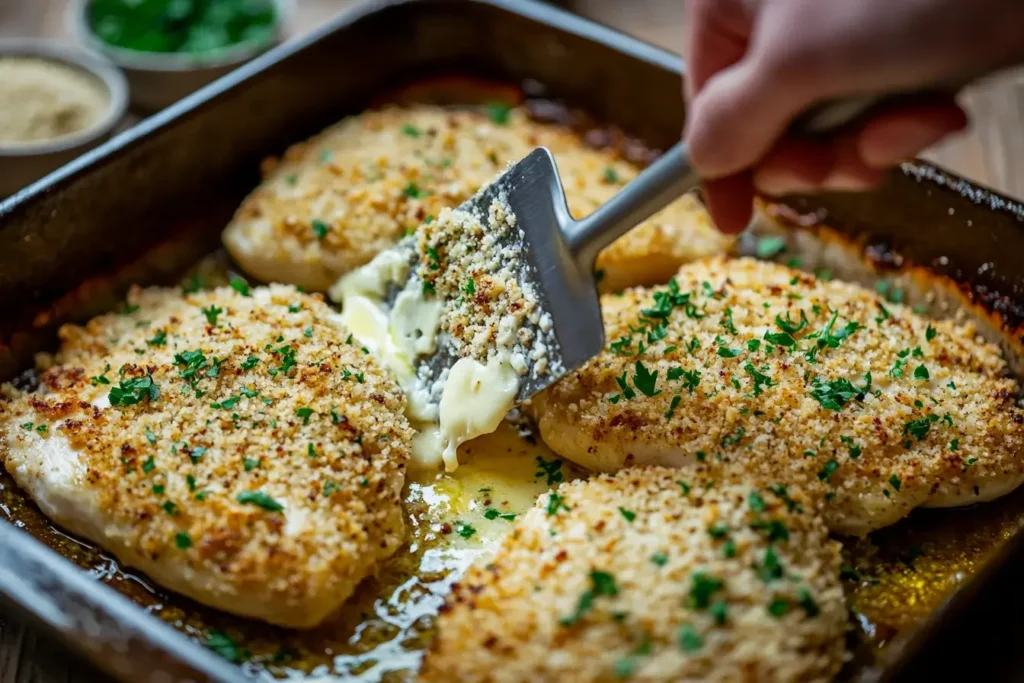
222,105,729,292
531,258,1024,536
0,285,411,628
420,466,845,682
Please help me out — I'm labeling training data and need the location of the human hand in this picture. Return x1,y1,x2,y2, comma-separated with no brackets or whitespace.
684,0,1024,233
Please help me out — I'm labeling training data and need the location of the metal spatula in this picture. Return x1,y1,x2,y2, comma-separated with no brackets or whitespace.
351,89,959,407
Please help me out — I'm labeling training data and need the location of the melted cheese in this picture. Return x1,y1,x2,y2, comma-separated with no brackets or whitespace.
335,249,522,471
439,357,519,471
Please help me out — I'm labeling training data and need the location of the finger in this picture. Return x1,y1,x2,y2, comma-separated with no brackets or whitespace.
684,0,754,102
857,100,969,168
754,135,884,196
701,172,756,234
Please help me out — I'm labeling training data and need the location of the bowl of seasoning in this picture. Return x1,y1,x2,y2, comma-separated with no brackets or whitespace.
70,0,293,113
0,39,128,198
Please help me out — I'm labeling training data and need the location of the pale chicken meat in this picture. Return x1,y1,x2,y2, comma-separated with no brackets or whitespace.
0,284,412,628
531,258,1024,536
222,105,730,293
420,466,846,682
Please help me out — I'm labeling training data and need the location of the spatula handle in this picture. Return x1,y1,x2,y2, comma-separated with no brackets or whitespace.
565,86,964,270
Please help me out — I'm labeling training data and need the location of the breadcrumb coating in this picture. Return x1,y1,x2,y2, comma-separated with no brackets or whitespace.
420,466,845,682
223,105,729,291
0,285,412,628
532,257,1024,535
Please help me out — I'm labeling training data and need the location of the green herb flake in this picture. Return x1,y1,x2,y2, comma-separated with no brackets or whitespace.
546,492,570,516
618,507,636,522
678,624,703,652
484,102,512,124
755,236,787,259
237,491,284,512
889,474,902,491
651,551,668,566
229,277,251,297
817,459,839,482
175,532,192,549
455,521,476,539
296,407,314,425
109,375,160,407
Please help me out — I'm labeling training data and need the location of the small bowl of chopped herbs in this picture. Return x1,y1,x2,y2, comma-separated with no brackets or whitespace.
70,0,293,113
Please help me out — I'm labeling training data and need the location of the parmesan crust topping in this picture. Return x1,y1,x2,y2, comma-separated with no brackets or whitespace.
223,105,730,292
532,257,1024,535
421,466,845,682
333,196,559,472
0,284,412,628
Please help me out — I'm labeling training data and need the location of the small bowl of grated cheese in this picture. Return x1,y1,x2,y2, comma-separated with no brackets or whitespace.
0,39,128,198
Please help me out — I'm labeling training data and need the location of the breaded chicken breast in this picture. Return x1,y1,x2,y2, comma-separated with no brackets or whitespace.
420,466,845,682
0,284,412,628
531,258,1024,536
222,105,729,292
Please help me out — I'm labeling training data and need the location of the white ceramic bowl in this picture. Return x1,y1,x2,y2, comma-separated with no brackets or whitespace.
68,0,294,114
0,39,128,198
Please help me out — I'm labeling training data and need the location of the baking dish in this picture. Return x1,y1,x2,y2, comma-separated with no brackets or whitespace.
3,0,1024,681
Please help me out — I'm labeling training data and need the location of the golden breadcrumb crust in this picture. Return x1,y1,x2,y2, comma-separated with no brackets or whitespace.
420,466,845,682
222,105,729,291
0,284,412,628
532,257,1024,535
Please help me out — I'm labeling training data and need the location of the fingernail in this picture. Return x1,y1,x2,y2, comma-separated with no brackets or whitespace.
753,168,817,197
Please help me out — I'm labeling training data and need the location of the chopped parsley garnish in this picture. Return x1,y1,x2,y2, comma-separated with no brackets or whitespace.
750,519,789,542
632,361,660,397
721,308,738,334
757,546,784,582
602,166,620,183
914,364,930,380
763,331,796,347
535,456,564,485
651,552,668,566
483,508,516,521
426,246,441,270
142,457,155,474
296,407,314,424
20,422,32,431
717,346,742,358
688,572,724,609
403,182,426,198
812,311,859,351
307,443,318,458
678,624,703,652
817,459,839,482
311,219,329,239
484,102,512,124
615,370,637,400
243,458,260,472
560,570,619,627
951,438,960,452
767,598,790,617
237,491,284,512
162,501,178,516
175,532,192,549
146,329,167,346
211,396,240,410
798,588,820,617
109,375,160,406
618,507,636,522
323,481,341,497
775,311,808,335
401,123,420,137
205,630,248,663
229,277,250,297
888,474,902,491
744,363,774,396
808,373,871,411
118,303,141,315
904,413,939,441
890,357,908,378
664,395,681,419
90,363,112,385
455,521,476,539
840,435,862,459
240,355,259,371
677,480,691,495
749,491,767,512
926,324,937,341
707,523,729,538
463,278,476,295
546,492,570,516
755,236,787,259
721,427,744,448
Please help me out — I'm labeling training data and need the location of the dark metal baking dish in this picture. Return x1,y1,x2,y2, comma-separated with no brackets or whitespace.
3,0,1024,681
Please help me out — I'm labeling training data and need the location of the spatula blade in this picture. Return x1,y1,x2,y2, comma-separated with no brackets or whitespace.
465,147,605,400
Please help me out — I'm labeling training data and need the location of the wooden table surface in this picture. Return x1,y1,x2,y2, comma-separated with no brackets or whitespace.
2,0,1024,681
